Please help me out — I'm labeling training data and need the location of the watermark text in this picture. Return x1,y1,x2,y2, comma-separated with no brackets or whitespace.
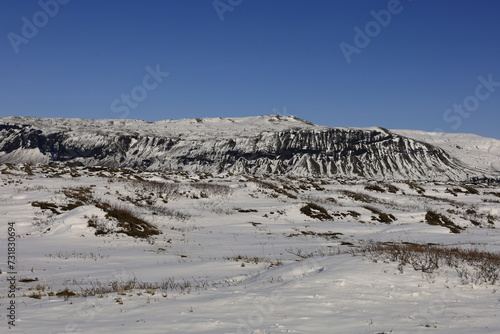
213,0,243,21
110,64,169,119
7,0,71,54
439,74,499,131
6,222,17,328
340,0,404,64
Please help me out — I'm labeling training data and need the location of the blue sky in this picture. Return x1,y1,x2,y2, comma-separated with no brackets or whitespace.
1,0,499,139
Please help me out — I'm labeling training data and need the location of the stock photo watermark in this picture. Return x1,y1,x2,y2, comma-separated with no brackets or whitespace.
438,74,499,131
6,222,17,328
7,0,71,54
340,0,406,64
236,287,286,334
213,0,243,21
110,64,170,119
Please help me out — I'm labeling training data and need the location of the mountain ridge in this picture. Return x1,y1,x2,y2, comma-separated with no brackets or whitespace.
1,115,499,181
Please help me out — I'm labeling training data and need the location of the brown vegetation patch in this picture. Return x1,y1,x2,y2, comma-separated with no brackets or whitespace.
300,203,333,221
425,211,464,234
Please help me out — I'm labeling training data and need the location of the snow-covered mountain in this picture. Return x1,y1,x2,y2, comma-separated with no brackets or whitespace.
393,129,500,177
1,115,499,181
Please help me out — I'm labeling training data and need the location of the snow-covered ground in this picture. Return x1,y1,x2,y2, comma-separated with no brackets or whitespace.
1,163,499,333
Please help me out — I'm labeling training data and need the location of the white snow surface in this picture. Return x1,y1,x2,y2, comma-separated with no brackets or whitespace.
1,115,332,139
0,164,499,333
393,129,500,175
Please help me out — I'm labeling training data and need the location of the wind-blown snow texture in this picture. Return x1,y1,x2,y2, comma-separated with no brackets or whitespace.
1,115,499,180
1,163,499,333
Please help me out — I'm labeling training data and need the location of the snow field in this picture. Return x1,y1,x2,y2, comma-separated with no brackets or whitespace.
0,164,499,333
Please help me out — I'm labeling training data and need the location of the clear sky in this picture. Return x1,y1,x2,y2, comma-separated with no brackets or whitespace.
1,0,499,139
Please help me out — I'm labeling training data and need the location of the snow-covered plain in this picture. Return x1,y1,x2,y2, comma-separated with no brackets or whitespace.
1,163,499,333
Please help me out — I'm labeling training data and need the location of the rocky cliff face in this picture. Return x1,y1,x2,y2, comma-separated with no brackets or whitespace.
0,115,495,180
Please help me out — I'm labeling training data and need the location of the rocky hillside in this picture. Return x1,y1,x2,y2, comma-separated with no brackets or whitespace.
0,115,498,181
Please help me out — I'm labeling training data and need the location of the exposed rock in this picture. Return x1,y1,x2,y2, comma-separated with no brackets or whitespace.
0,115,497,181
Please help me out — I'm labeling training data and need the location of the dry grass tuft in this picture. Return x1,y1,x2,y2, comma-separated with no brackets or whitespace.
425,211,464,233
357,242,500,284
300,203,333,221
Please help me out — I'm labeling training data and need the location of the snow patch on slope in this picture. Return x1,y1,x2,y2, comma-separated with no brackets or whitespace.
393,130,500,174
